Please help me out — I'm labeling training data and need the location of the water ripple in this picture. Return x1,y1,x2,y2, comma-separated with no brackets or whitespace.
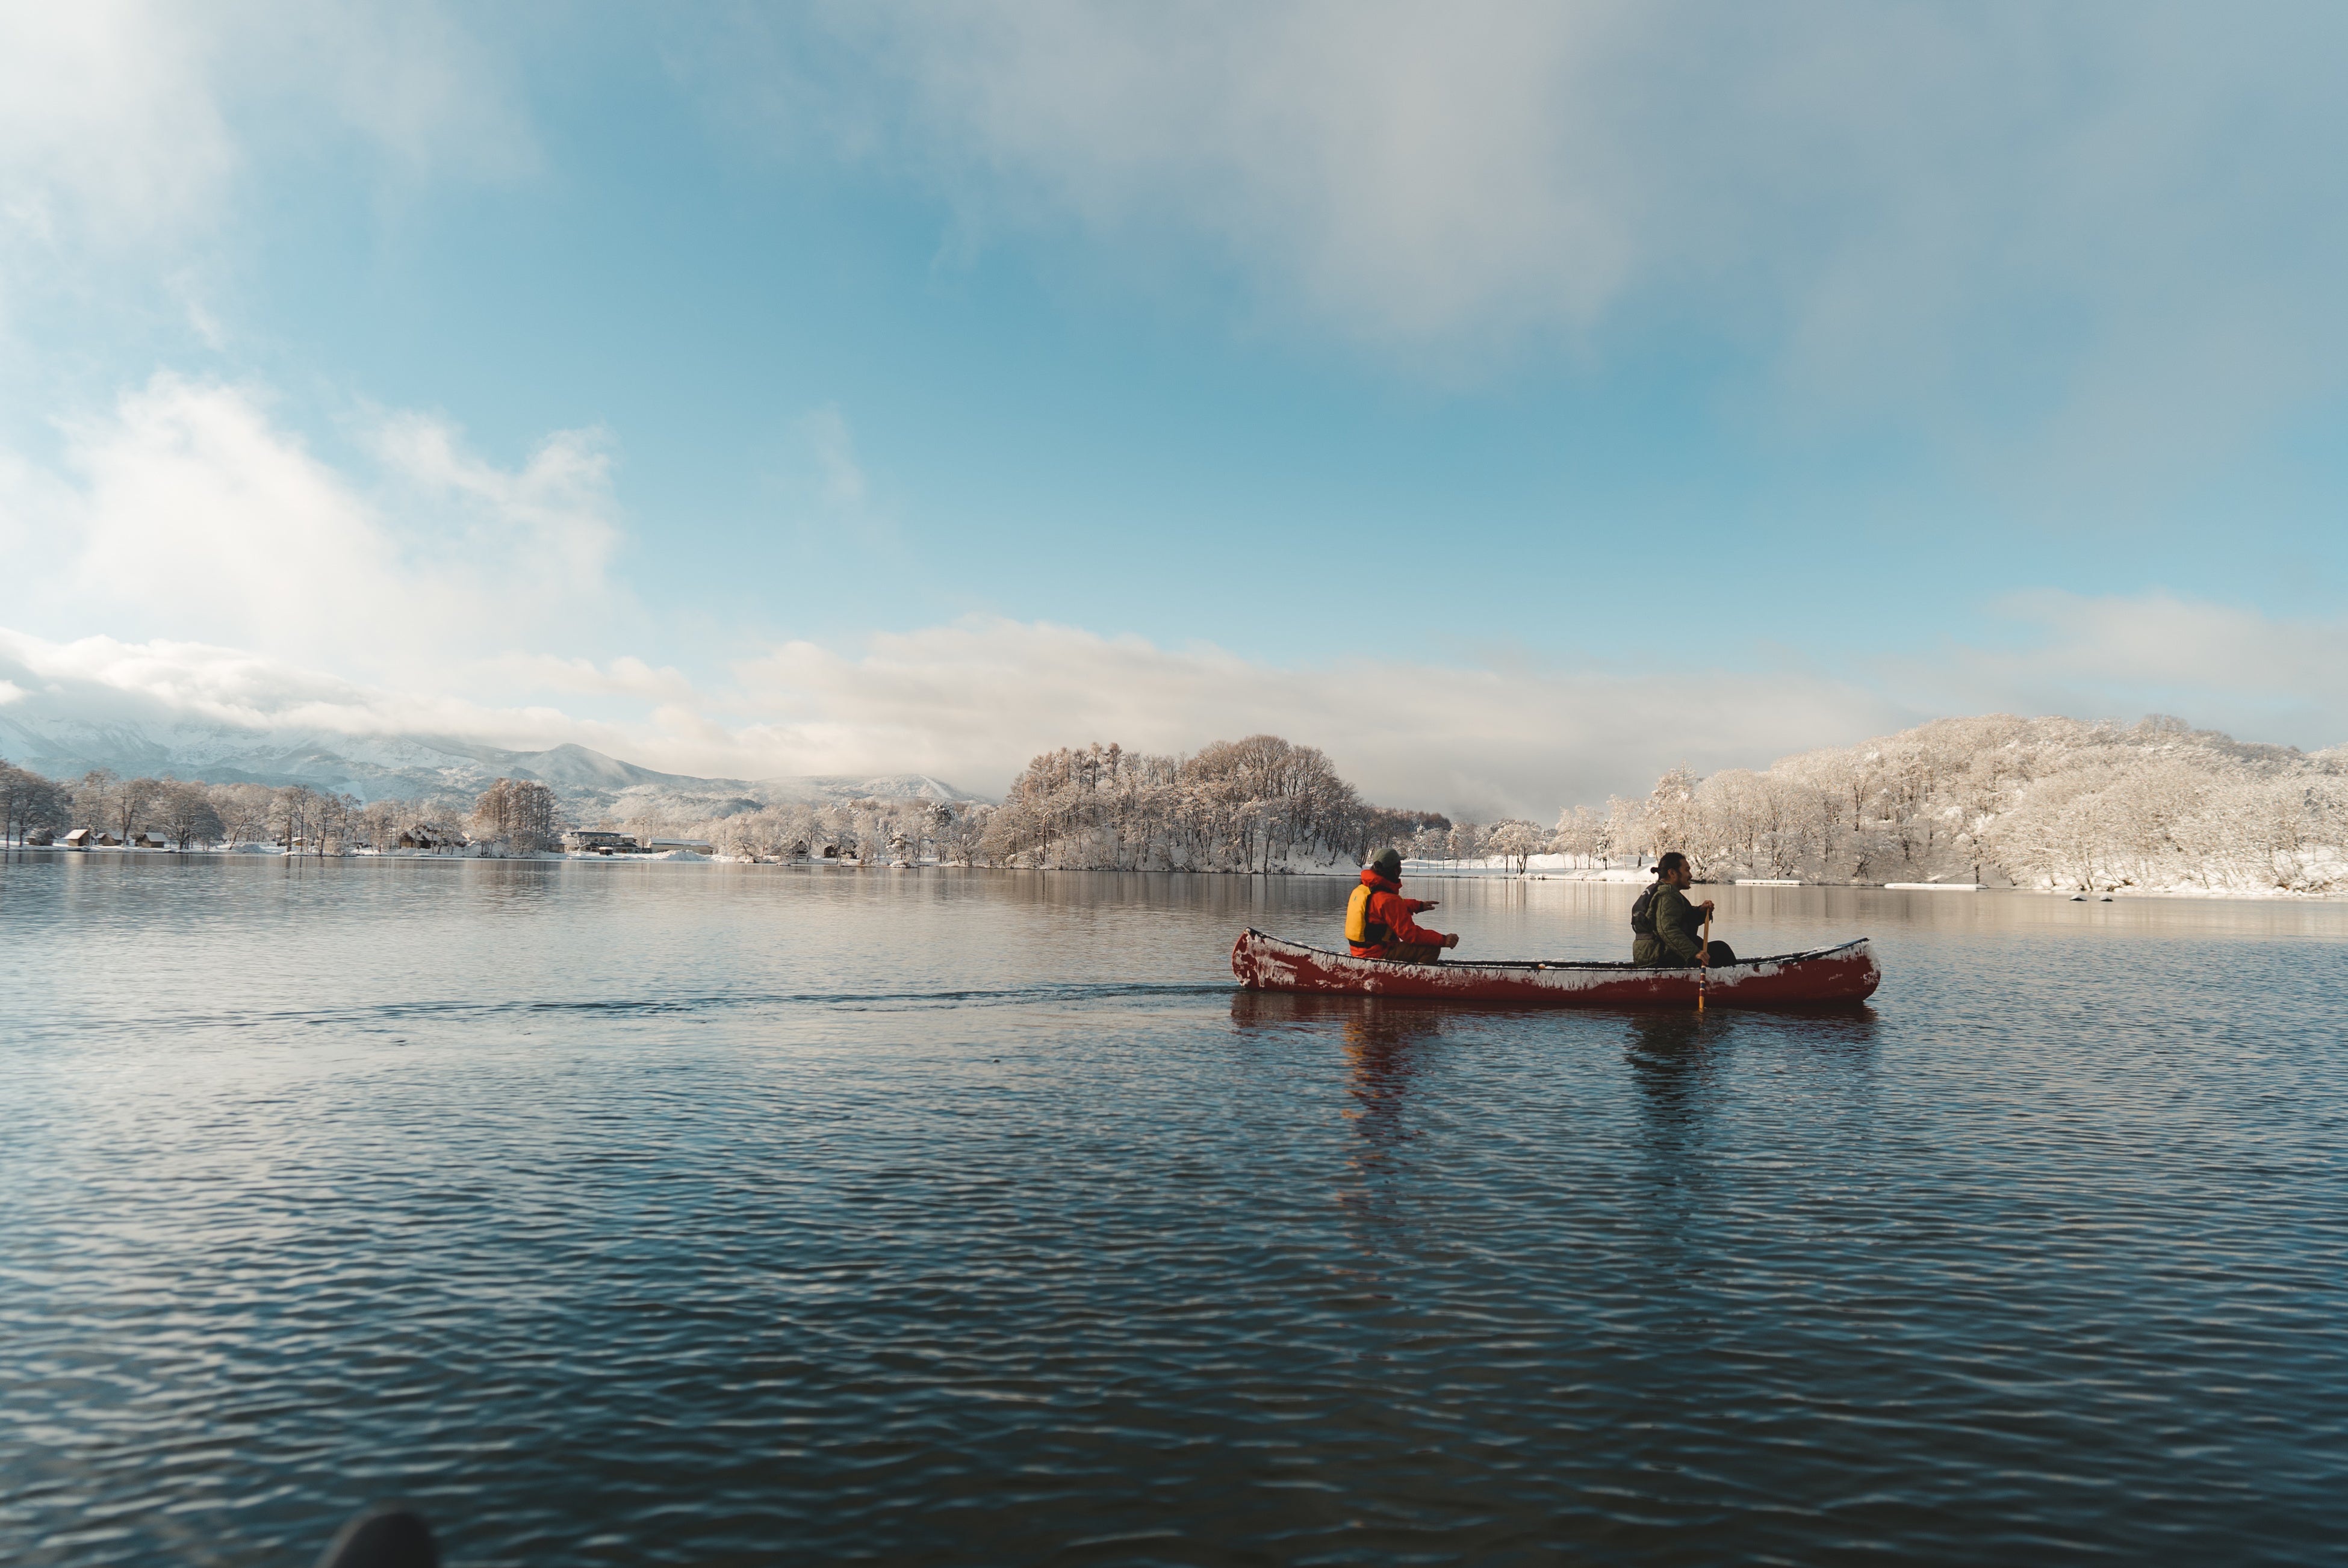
2,859,2344,1564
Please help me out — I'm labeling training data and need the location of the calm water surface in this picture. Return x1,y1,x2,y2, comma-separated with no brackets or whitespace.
4,857,2346,1566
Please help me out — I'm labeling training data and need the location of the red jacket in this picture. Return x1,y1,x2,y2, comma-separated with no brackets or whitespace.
1347,869,1447,956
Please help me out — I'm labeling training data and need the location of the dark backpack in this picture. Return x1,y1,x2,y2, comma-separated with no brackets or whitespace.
1630,884,1661,937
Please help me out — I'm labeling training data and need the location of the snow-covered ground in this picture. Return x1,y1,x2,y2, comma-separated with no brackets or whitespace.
1403,854,1651,881
20,842,2345,898
1400,852,2348,899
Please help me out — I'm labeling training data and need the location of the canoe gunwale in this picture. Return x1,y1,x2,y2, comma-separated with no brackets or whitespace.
1237,928,1869,975
1231,929,1880,1009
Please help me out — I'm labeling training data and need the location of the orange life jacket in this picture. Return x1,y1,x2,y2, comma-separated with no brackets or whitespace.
1346,879,1393,950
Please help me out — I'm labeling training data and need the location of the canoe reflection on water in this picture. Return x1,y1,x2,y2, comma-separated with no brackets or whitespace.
1229,989,1884,1175
1229,991,1450,1209
1623,1011,1728,1164
1337,1000,1444,1165
1626,1007,1884,1177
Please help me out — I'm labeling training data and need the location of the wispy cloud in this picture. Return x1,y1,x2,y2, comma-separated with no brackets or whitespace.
7,592,2343,814
0,0,530,244
1911,590,2348,745
770,402,901,559
0,627,623,754
691,2,2348,483
7,370,2341,808
726,616,1901,815
0,2,235,253
0,618,1898,814
801,404,868,508
0,376,1898,807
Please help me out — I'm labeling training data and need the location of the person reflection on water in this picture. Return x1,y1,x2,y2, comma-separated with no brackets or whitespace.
1631,852,1736,968
1346,848,1459,964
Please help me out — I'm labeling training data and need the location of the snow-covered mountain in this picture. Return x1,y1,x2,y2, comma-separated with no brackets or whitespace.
0,711,986,815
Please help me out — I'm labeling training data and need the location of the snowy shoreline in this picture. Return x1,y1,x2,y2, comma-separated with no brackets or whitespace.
14,842,2345,900
1393,858,2348,899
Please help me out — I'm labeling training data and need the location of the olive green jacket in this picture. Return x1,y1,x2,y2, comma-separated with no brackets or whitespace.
1633,882,1710,967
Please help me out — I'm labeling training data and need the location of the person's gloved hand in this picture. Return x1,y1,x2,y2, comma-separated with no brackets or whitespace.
1443,933,1461,949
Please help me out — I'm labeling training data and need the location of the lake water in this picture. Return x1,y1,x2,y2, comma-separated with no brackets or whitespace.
4,856,2345,1566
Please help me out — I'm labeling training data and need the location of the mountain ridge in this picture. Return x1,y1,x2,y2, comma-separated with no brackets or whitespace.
0,711,989,813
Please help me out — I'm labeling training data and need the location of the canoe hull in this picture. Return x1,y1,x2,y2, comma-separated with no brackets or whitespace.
1230,929,1879,1009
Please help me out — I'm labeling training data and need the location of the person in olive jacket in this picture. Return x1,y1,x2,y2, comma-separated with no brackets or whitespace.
1632,852,1736,968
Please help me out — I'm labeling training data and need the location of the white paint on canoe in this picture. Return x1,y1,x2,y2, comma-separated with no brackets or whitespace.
1231,931,1881,1008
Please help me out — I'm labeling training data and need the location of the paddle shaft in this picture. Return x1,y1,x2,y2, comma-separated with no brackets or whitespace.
1698,912,1712,1010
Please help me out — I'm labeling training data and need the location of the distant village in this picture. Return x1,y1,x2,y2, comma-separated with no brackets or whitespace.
0,762,977,866
34,823,730,857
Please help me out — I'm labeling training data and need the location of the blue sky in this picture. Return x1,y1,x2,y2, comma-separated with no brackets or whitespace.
3,4,2345,814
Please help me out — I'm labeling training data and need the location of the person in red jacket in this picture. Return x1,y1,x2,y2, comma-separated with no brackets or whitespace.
1346,848,1459,962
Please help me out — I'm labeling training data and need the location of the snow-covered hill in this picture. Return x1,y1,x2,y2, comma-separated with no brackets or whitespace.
0,711,986,816
1594,714,2348,894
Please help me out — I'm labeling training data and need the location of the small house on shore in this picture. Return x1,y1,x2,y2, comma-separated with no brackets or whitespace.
644,838,714,856
93,830,123,847
397,823,466,851
25,827,54,846
564,829,638,854
132,830,171,849
62,827,93,849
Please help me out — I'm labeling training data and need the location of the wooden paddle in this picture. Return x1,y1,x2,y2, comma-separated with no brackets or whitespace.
1697,910,1712,1012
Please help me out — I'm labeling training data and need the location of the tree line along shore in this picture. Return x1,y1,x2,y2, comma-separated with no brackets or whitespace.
5,714,2343,894
961,718,2346,894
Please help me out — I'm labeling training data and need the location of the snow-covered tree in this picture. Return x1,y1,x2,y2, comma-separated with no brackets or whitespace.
0,762,70,844
471,778,559,854
155,782,225,849
1486,819,1542,873
272,786,317,853
977,735,1409,871
208,784,276,846
1589,715,2347,892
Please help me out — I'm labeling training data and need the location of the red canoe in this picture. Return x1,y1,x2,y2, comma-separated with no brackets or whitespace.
1231,929,1880,1009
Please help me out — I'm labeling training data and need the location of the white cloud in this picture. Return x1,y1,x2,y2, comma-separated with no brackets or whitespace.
1913,590,2348,745
725,616,1901,816
0,0,532,312
4,383,2337,814
1992,590,2336,690
367,405,621,596
0,627,623,754
0,615,1896,813
833,2,1635,347
767,402,902,561
0,2,235,248
697,2,2348,474
5,593,2342,814
6,374,629,686
476,652,701,705
263,3,536,184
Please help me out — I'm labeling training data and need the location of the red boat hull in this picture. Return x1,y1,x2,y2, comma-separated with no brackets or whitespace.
1231,929,1880,1009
